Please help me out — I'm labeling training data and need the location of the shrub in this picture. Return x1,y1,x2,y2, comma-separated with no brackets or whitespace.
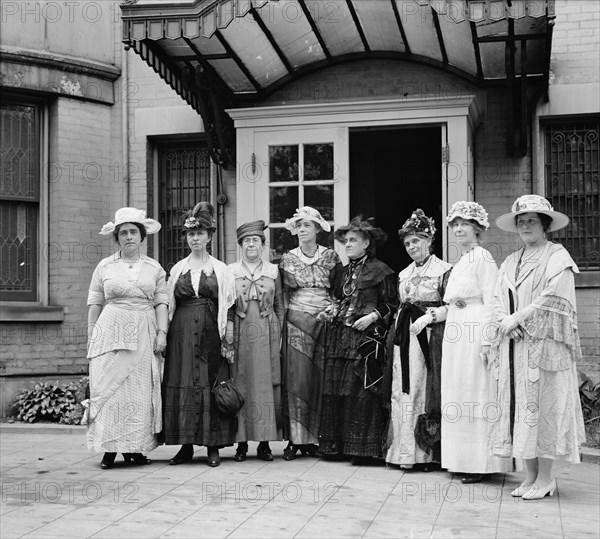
10,377,89,425
580,371,600,449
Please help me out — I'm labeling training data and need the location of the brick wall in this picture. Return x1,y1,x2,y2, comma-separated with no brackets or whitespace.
551,0,600,84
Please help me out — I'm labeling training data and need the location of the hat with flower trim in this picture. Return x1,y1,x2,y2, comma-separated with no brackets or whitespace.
495,194,569,233
446,201,490,230
398,209,436,240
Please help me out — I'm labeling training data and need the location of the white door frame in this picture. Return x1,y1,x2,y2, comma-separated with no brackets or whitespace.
227,94,485,261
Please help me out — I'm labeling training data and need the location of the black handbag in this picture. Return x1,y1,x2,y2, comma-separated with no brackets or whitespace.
212,360,245,415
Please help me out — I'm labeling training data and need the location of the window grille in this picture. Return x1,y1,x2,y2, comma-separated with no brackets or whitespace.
544,119,599,270
0,103,40,301
157,141,211,273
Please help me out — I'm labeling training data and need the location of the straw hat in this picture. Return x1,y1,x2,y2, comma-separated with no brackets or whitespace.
99,207,161,235
284,206,331,234
495,194,569,233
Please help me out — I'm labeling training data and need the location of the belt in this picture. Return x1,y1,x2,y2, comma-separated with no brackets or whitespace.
448,297,483,309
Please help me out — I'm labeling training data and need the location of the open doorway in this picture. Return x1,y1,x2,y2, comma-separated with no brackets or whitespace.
349,126,442,273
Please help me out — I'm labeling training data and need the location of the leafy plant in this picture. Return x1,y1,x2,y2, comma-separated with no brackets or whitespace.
10,377,89,424
580,371,600,449
580,371,600,419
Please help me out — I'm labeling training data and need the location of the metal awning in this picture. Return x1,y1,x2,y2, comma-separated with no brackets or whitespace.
121,0,556,164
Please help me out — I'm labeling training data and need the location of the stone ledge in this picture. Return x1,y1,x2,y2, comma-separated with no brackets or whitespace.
0,422,85,435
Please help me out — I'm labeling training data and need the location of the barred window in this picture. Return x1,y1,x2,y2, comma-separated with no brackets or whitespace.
157,141,212,273
544,118,600,270
0,102,41,301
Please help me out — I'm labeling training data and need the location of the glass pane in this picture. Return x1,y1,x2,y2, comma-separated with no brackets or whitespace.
353,0,406,52
0,201,37,299
269,227,297,263
395,1,443,62
304,185,334,221
269,185,298,223
304,143,333,181
219,14,287,88
0,104,37,199
269,145,299,182
304,0,364,55
257,0,326,68
207,58,256,93
437,17,477,75
479,41,505,79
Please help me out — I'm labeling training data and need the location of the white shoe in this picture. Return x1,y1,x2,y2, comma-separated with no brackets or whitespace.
511,481,534,497
522,479,557,500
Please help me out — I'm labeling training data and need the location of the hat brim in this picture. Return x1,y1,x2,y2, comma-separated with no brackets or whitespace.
495,210,569,233
284,216,331,234
142,219,161,234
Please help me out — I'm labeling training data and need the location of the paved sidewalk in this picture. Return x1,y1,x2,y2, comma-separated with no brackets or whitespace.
1,429,598,538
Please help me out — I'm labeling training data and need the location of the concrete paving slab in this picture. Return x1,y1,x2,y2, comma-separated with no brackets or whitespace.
0,429,599,538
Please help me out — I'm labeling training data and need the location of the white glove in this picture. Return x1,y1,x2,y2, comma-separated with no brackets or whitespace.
499,314,519,335
409,313,433,335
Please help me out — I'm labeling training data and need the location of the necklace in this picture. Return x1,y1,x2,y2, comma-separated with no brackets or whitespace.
299,245,319,259
342,256,366,297
122,258,140,269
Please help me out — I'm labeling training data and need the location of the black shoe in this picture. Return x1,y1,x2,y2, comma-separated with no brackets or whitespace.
234,443,248,462
257,443,273,461
169,445,194,465
299,444,321,458
123,453,151,466
207,447,220,467
461,474,483,484
100,452,117,470
282,442,298,461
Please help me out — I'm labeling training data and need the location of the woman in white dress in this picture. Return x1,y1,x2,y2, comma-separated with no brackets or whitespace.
383,209,452,470
441,201,512,483
490,195,585,499
85,207,168,469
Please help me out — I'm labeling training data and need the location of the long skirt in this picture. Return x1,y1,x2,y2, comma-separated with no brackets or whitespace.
161,300,236,447
320,322,386,457
233,300,282,442
282,308,326,445
87,326,161,454
441,303,512,474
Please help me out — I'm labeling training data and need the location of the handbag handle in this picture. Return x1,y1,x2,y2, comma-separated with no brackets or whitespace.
212,357,230,390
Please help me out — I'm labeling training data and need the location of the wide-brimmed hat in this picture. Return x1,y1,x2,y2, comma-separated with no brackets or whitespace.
446,201,489,230
335,216,388,247
183,202,216,232
284,206,331,235
99,207,161,235
398,208,436,240
495,194,569,233
237,220,267,243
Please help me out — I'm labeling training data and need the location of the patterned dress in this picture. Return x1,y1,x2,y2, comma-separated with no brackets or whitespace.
490,242,586,462
161,269,236,447
229,260,284,442
279,246,341,445
320,255,398,457
384,255,451,467
441,246,512,474
86,254,167,454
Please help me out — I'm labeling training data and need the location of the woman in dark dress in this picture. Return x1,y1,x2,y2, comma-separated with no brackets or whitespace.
318,216,398,464
161,202,236,467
